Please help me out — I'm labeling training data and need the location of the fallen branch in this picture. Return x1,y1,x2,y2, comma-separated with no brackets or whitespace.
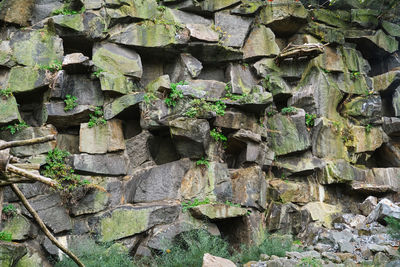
0,135,56,150
11,184,85,267
6,164,58,189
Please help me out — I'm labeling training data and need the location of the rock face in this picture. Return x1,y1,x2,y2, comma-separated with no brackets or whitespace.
1,0,400,265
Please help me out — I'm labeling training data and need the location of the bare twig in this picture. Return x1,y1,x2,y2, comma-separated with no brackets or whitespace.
11,184,85,267
6,164,59,189
0,135,56,150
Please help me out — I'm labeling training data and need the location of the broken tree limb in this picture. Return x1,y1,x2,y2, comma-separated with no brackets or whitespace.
0,135,56,150
6,164,59,189
11,184,85,267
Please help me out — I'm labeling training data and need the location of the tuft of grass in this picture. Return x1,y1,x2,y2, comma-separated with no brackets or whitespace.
88,107,106,128
39,60,62,72
64,94,78,112
210,128,227,143
184,99,226,118
54,239,133,267
0,231,12,242
181,198,210,212
365,124,372,134
2,204,17,218
93,69,104,78
165,81,186,107
281,106,297,115
305,113,317,128
196,157,210,169
52,6,85,16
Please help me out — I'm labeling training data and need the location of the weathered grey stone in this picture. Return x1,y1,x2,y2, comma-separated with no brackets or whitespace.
230,166,267,210
306,22,345,44
125,159,191,203
99,72,135,95
186,80,226,100
169,118,210,158
103,92,145,120
351,9,379,29
0,0,34,26
102,0,158,23
198,0,241,12
318,159,359,185
372,70,400,93
45,102,94,128
126,130,154,169
187,43,243,63
79,119,125,154
214,108,260,132
109,21,189,48
382,20,400,38
0,125,57,157
302,202,341,227
186,23,219,42
214,12,252,48
341,45,371,74
266,109,311,156
311,8,350,28
349,126,385,153
367,198,400,223
259,0,308,37
53,72,104,106
89,203,180,242
0,41,16,68
226,63,258,95
1,214,34,241
190,204,247,220
6,66,50,94
181,162,232,203
164,8,212,26
242,25,280,60
9,29,63,67
267,179,320,204
70,153,129,176
70,185,109,216
31,0,64,24
202,253,236,267
383,117,400,136
56,134,79,154
22,194,72,233
231,0,263,16
274,151,325,176
0,241,27,267
93,42,142,78
146,75,170,94
166,53,203,83
341,95,381,124
62,53,91,74
359,196,378,216
0,94,21,126
266,202,311,235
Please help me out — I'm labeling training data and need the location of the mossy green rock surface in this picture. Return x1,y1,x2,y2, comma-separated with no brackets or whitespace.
6,66,49,94
0,241,27,267
103,92,145,120
1,215,32,241
99,72,135,94
0,95,21,126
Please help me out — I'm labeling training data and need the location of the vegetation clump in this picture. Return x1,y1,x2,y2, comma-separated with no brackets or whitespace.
2,204,17,218
165,81,186,107
39,60,63,72
52,6,85,16
88,107,107,128
1,121,28,135
181,198,210,212
281,106,297,115
210,128,227,143
195,157,210,169
0,231,12,242
385,216,400,240
185,99,226,118
64,94,78,112
305,113,317,127
0,88,13,98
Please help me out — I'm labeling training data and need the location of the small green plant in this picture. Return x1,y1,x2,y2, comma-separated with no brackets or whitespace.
39,60,62,72
93,68,104,78
305,113,317,128
225,200,241,207
143,92,157,105
184,99,226,118
157,5,167,12
385,216,400,240
224,82,244,101
52,6,85,16
196,157,210,169
321,68,330,74
267,110,277,117
293,240,302,246
64,94,78,112
181,198,210,212
42,148,89,193
2,204,17,218
281,106,297,115
365,124,372,134
1,121,28,135
165,81,186,107
297,257,323,267
88,107,106,128
0,88,12,98
350,71,361,80
210,128,227,143
0,231,12,242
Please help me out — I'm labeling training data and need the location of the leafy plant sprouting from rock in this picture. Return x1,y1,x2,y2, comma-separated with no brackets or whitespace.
1,121,28,135
365,124,372,134
0,88,13,98
305,113,317,128
88,107,107,128
210,128,227,143
42,148,89,194
196,157,210,169
52,5,85,16
2,204,17,219
39,60,62,72
93,68,104,78
0,231,12,242
184,99,226,118
181,198,211,212
165,81,186,107
64,94,78,112
281,106,297,115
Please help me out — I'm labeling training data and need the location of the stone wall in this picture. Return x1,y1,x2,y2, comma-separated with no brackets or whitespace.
0,0,400,265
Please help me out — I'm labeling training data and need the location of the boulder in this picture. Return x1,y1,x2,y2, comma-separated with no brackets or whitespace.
190,204,248,220
306,22,345,44
372,70,400,93
0,241,27,267
359,196,378,217
226,63,258,95
214,108,260,132
125,159,191,203
341,95,382,124
102,0,158,23
0,0,34,26
89,203,180,242
259,0,308,37
0,94,21,126
181,162,232,203
382,21,400,38
311,9,350,28
53,12,105,40
186,80,226,100
198,0,241,12
164,8,212,26
70,153,129,176
79,119,125,154
302,202,341,227
242,25,280,60
267,179,320,204
166,53,203,83
45,102,94,128
169,118,210,158
146,75,171,94
341,45,371,74
187,43,243,63
0,41,16,68
70,181,110,216
186,23,219,42
9,29,63,67
383,117,400,136
231,0,263,16
103,92,145,120
230,166,267,210
266,109,311,156
351,9,379,29
274,151,325,176
92,42,142,78
125,130,155,169
0,214,34,241
202,253,236,267
6,66,50,94
349,126,385,153
99,72,136,95
317,160,359,185
366,198,400,223
62,53,91,74
214,12,252,48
